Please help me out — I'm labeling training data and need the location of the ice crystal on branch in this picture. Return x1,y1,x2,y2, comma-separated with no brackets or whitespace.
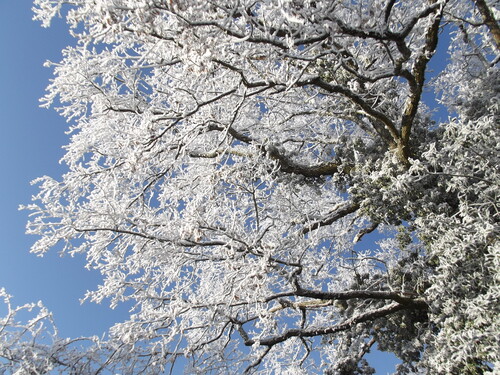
3,0,498,373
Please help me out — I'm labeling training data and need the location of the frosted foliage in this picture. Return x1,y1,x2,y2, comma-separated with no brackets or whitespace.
0,289,113,374
2,0,498,373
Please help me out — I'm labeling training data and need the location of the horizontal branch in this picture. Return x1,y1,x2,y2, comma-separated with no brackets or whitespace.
244,302,407,347
73,227,227,247
266,145,343,177
207,123,346,178
295,288,427,307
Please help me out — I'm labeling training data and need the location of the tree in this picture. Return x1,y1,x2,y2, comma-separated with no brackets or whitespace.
2,0,498,373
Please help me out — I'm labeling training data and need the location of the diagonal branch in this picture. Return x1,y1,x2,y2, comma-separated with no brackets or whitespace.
473,0,500,49
243,302,407,347
309,77,400,146
302,203,360,235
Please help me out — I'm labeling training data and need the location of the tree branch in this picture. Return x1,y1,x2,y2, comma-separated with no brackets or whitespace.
207,122,345,178
399,0,444,162
244,302,408,347
302,203,360,235
309,77,400,145
295,288,427,307
473,0,500,49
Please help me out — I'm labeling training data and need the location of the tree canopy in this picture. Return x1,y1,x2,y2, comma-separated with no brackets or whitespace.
1,0,499,373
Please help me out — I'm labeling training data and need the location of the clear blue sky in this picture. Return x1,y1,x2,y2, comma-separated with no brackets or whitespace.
0,0,132,339
0,1,452,372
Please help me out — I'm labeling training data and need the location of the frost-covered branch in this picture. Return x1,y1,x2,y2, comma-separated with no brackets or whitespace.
16,0,500,373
